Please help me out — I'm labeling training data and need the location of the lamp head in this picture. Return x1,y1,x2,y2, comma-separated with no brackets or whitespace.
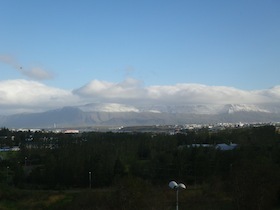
178,183,186,189
169,181,178,189
169,181,187,190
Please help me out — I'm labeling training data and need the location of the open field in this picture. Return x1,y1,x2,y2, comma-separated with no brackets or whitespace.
0,185,236,210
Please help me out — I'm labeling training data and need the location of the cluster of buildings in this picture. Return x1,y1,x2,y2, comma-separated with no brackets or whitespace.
181,143,238,151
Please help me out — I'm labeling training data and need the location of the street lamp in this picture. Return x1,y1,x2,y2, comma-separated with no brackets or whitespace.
169,181,186,210
89,171,92,189
6,166,9,183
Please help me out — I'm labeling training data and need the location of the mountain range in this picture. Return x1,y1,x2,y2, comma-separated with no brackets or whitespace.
0,103,280,129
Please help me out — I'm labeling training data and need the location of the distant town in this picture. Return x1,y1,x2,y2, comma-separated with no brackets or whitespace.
6,121,280,134
1,121,279,153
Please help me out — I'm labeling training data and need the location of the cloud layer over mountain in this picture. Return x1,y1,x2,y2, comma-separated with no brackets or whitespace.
0,78,279,115
73,78,280,105
0,80,78,114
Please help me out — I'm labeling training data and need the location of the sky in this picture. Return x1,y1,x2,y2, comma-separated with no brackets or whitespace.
0,0,279,115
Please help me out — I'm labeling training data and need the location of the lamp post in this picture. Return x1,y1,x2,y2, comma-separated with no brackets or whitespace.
169,181,186,210
6,166,9,183
89,171,92,189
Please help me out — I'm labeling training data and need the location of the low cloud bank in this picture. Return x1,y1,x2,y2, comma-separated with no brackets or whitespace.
0,78,279,115
73,78,280,105
0,80,78,114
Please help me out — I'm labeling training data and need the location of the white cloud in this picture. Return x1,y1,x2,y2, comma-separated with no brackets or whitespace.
0,78,279,115
0,80,78,115
0,55,53,80
73,78,276,105
256,86,280,102
73,78,146,102
21,67,53,80
146,84,271,105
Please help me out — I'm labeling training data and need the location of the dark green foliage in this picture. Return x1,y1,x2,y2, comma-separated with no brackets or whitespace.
0,126,280,209
230,157,280,210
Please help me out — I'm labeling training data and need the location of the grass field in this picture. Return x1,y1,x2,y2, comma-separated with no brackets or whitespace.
0,184,236,210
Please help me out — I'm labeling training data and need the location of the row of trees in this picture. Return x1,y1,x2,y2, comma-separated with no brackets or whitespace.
1,125,280,209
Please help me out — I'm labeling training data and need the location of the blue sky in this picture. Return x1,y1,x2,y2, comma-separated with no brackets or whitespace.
0,0,279,114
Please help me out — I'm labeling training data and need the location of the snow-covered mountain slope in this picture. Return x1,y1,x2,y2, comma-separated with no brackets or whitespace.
1,103,280,128
79,103,140,112
146,104,279,114
78,103,279,115
224,104,271,114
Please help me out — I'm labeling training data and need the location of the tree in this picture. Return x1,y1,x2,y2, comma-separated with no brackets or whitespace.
230,157,280,210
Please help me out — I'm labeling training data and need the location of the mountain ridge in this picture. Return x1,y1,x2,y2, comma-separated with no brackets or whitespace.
0,103,280,128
